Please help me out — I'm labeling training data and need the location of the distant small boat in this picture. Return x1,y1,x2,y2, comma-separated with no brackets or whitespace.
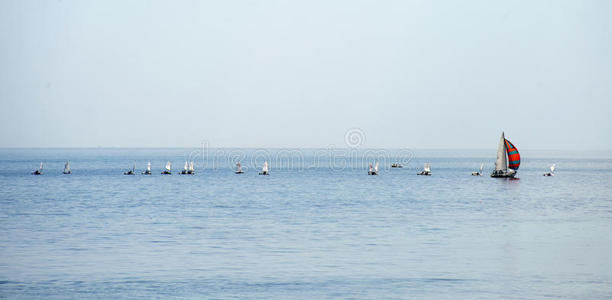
235,162,244,174
491,132,520,178
63,161,71,174
142,161,152,175
188,161,195,174
259,162,269,175
471,163,484,176
124,163,136,175
162,161,172,175
180,161,189,175
368,162,379,175
543,164,556,176
32,162,43,175
391,163,402,168
418,163,431,176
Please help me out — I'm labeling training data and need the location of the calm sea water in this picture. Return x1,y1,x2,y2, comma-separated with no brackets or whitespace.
1,148,611,299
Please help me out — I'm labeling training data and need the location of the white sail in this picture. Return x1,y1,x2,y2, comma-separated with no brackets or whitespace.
479,163,484,173
183,161,188,171
132,163,135,172
39,162,43,170
494,132,507,172
262,162,269,172
165,161,171,171
550,164,556,173
424,163,431,172
64,161,70,173
374,162,379,173
236,162,242,172
369,163,373,172
147,161,151,171
189,161,194,172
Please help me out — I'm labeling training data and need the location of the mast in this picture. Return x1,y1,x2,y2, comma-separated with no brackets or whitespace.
39,162,43,171
494,132,507,172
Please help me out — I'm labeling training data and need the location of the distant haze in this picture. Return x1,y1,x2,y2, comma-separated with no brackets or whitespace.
1,0,610,150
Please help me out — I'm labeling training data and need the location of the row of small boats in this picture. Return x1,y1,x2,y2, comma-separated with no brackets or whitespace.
30,160,556,177
29,132,556,177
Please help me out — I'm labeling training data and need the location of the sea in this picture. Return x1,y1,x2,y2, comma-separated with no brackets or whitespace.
1,148,611,299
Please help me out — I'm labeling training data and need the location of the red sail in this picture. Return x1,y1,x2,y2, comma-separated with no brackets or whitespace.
505,139,520,170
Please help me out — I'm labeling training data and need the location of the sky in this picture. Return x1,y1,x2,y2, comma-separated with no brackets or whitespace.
0,0,610,149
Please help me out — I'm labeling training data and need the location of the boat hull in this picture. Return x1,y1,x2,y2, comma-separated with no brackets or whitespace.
490,172,516,178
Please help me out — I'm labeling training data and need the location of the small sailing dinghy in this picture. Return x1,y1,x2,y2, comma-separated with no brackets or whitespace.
491,132,520,178
543,164,556,176
161,161,172,175
418,163,431,176
368,162,379,175
391,163,402,168
32,162,43,175
63,161,71,174
124,163,136,175
259,162,269,175
471,163,484,176
235,162,244,174
142,161,152,175
187,161,195,174
181,161,189,174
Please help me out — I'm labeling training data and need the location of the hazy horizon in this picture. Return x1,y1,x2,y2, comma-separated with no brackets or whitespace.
1,0,610,150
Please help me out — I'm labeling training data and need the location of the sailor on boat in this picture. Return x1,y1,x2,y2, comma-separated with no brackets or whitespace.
161,161,172,175
543,164,556,176
63,161,72,174
235,162,244,174
368,162,379,175
180,161,189,174
142,161,152,175
32,162,43,175
124,163,136,175
417,163,431,176
259,162,269,175
490,132,520,178
471,163,484,176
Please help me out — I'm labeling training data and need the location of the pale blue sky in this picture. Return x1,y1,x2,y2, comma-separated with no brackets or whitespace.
1,0,610,149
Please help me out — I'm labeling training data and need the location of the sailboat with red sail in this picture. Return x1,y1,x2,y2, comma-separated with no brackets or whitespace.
491,132,520,178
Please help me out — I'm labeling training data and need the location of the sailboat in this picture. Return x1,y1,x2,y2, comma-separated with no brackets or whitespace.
180,161,189,174
368,162,379,175
472,163,484,176
391,163,403,168
124,163,136,175
32,162,43,175
491,132,520,178
235,162,244,174
418,163,431,176
259,161,269,175
63,161,71,174
188,161,195,174
162,161,172,175
142,161,152,175
543,164,556,176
